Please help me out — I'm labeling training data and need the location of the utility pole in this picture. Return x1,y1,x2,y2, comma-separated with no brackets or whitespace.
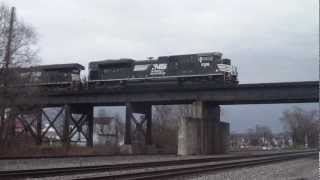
1,5,15,111
0,6,15,143
3,7,15,68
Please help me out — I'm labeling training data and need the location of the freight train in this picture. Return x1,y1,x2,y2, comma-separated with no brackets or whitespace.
4,52,238,88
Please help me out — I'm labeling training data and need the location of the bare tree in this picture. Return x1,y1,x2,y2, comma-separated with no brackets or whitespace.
152,105,194,153
0,3,39,152
152,105,178,153
280,107,319,148
0,4,38,67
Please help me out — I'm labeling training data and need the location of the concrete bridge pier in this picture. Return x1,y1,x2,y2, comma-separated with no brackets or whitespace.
178,101,229,155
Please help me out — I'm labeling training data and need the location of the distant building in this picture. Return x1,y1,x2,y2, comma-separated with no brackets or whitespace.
230,132,294,150
94,117,120,145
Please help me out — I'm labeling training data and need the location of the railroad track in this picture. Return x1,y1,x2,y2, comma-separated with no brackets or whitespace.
78,151,316,180
0,150,316,179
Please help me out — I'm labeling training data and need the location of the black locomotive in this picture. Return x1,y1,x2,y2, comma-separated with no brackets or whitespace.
4,63,84,87
88,52,238,85
2,52,238,88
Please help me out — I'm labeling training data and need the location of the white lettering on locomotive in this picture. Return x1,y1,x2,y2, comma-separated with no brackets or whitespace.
201,62,210,67
199,56,213,67
150,63,167,75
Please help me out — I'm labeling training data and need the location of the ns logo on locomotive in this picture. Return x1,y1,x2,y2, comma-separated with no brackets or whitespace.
7,52,238,88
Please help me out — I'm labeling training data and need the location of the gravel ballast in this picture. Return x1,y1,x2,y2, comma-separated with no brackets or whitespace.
184,157,318,180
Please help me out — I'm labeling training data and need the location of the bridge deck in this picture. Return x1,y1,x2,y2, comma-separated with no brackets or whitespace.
15,81,318,106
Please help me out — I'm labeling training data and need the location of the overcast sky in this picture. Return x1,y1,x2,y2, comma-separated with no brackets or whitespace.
3,0,318,132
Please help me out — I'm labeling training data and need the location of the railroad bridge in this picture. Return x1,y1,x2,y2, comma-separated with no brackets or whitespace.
8,81,319,155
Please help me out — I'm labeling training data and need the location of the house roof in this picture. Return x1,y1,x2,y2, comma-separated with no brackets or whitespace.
95,117,114,125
